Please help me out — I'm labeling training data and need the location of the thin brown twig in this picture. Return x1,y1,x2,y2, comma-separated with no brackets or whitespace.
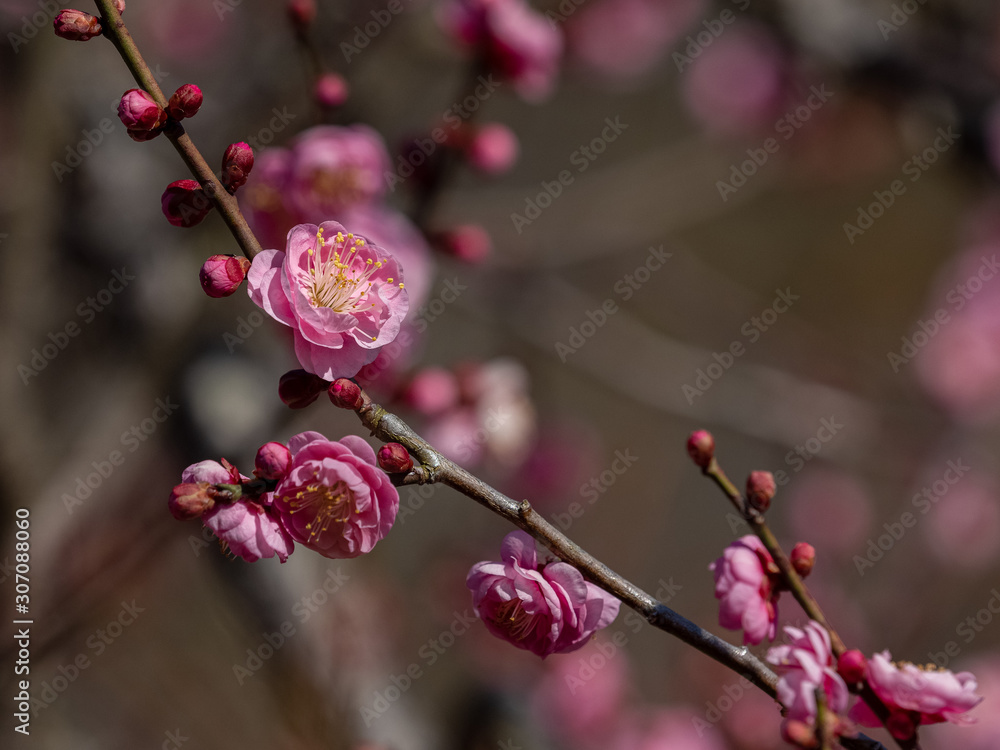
93,0,263,260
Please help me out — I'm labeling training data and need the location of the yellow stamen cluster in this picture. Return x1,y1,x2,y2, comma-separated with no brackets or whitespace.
300,229,404,324
281,477,355,544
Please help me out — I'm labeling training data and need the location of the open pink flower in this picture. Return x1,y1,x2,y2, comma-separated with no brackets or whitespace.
271,431,399,558
849,652,982,730
709,535,779,645
767,622,849,723
182,459,294,563
466,530,620,658
247,221,409,380
287,125,390,219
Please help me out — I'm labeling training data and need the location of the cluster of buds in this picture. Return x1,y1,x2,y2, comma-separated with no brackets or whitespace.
161,142,254,229
117,84,203,143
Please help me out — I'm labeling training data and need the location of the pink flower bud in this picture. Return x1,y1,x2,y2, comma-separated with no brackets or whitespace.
161,179,212,228
199,254,251,298
377,443,413,473
117,88,166,132
466,123,519,174
113,0,125,13
168,482,215,520
278,369,330,409
329,378,363,410
167,83,203,120
837,649,867,684
434,225,492,263
790,542,815,578
746,470,776,512
686,430,714,469
314,72,349,108
780,719,817,748
221,142,254,192
287,0,316,30
53,10,102,41
255,442,292,480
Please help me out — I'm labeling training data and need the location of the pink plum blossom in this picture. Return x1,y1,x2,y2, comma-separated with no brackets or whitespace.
850,652,982,731
766,622,849,724
568,0,704,80
682,22,787,136
338,205,435,310
239,126,392,249
441,0,563,101
271,431,399,558
182,459,294,563
709,535,780,645
466,530,620,657
923,656,1000,750
247,221,409,380
287,125,390,219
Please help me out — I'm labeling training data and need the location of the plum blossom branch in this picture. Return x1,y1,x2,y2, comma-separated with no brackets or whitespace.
342,386,781,697
698,444,919,750
92,0,263,260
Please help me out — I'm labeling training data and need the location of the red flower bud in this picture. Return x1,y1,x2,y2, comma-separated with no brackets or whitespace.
328,378,363,410
167,83,203,120
314,72,348,108
790,542,816,578
287,0,317,31
686,430,714,469
255,442,292,480
199,254,251,298
434,225,492,263
221,142,254,192
278,369,330,409
117,88,166,132
161,179,212,228
466,123,519,175
168,482,215,520
746,470,776,512
53,10,102,41
377,443,413,473
837,649,867,684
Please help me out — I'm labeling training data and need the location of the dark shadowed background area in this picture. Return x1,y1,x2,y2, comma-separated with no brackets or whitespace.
2,0,1000,748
